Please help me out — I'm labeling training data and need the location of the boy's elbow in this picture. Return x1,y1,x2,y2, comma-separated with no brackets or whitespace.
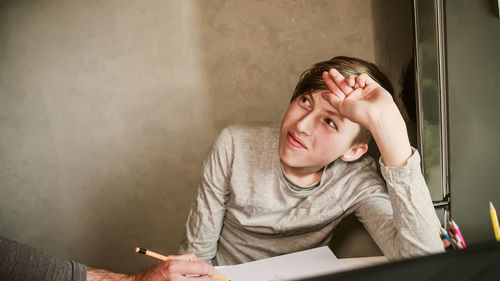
387,238,445,261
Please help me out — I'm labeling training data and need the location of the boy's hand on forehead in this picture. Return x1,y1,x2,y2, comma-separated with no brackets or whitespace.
321,68,395,131
323,67,412,167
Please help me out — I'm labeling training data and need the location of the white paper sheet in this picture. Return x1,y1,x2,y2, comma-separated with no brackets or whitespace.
214,246,344,281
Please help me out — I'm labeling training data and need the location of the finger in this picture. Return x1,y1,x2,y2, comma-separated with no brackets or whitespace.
328,68,353,94
169,253,200,262
346,75,356,88
321,92,341,112
322,71,346,99
178,275,215,281
165,260,215,276
344,88,364,102
355,73,376,88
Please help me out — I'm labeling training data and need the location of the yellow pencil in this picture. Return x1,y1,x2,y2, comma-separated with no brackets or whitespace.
135,247,228,281
489,202,500,242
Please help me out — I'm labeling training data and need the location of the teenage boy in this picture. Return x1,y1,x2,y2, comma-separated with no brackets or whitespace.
179,56,444,266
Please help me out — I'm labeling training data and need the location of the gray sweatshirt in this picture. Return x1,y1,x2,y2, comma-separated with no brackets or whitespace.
179,123,444,265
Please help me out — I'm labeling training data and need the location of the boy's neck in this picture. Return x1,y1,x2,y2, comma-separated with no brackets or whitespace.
281,162,324,187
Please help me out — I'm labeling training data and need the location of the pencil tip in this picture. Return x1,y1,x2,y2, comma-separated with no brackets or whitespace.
490,201,494,209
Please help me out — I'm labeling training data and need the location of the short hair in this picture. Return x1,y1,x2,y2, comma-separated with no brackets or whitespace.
290,56,394,145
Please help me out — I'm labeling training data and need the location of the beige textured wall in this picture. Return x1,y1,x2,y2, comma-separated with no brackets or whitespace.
0,0,411,273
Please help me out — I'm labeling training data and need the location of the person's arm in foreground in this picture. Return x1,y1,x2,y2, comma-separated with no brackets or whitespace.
322,69,443,259
88,253,214,281
0,236,214,281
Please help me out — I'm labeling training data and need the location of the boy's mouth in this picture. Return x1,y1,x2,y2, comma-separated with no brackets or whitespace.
287,131,308,149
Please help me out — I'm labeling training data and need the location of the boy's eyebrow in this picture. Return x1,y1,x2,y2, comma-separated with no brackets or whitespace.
311,92,346,123
325,109,343,119
324,109,346,125
325,109,338,116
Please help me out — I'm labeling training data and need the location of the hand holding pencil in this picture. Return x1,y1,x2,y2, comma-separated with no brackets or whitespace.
135,247,228,281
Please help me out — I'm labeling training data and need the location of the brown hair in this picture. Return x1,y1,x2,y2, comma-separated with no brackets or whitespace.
291,56,394,145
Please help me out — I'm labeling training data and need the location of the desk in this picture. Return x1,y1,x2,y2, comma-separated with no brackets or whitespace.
339,256,388,271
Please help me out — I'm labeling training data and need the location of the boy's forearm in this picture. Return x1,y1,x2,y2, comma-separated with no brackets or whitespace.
379,149,445,257
368,103,412,167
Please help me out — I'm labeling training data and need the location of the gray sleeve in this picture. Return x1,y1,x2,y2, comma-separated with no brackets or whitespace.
178,127,232,264
0,236,87,281
353,148,445,260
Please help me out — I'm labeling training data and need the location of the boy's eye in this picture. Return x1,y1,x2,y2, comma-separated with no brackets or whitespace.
325,118,337,129
300,96,311,107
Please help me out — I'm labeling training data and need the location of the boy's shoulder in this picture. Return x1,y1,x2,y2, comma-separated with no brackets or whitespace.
332,155,382,182
330,156,386,195
218,122,280,156
223,122,280,139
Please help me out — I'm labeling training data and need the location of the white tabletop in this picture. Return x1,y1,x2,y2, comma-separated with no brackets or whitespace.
339,256,388,271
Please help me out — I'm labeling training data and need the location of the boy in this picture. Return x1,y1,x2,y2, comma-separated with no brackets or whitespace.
179,56,444,265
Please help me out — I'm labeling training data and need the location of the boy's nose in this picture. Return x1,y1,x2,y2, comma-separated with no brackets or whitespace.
295,113,314,135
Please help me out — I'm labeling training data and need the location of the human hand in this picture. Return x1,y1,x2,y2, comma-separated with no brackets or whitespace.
321,68,397,132
322,68,411,167
133,253,215,281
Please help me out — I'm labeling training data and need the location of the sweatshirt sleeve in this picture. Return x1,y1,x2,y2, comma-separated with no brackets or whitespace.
0,236,87,281
178,127,233,264
352,148,445,260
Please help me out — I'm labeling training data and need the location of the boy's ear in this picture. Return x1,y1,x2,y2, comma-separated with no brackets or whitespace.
340,143,368,162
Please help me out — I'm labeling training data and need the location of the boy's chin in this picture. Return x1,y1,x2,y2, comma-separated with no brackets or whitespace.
278,153,300,167
279,156,326,171
278,149,300,167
